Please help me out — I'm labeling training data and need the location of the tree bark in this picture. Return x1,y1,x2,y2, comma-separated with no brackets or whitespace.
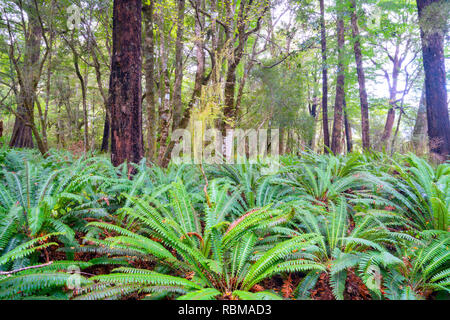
279,127,285,155
9,94,34,149
157,11,174,166
100,109,110,152
88,37,110,153
390,107,403,155
380,45,401,149
235,37,259,120
308,95,319,149
72,48,89,153
172,0,186,129
143,2,156,161
331,12,345,155
101,72,112,152
221,1,267,134
159,0,206,167
9,10,43,150
319,0,330,153
350,0,370,151
412,86,428,154
416,0,450,161
109,0,144,169
344,99,353,153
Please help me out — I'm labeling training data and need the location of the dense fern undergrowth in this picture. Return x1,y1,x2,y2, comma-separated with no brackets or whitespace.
0,147,448,300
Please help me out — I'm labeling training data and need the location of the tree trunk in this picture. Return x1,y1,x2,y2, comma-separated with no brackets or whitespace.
390,107,403,155
412,86,428,154
72,49,89,153
157,12,173,166
9,97,34,149
101,71,113,152
350,0,370,151
221,1,266,136
380,45,401,149
417,0,450,161
143,2,156,161
100,110,110,152
9,12,43,150
89,40,110,153
381,108,395,148
331,12,345,155
279,127,285,155
172,0,185,129
344,99,353,153
235,38,259,119
109,0,144,169
159,0,205,167
319,0,330,153
309,95,318,149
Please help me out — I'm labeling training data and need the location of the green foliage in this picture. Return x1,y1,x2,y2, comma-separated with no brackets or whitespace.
383,234,450,299
73,181,323,300
390,154,449,231
0,151,111,272
0,149,448,300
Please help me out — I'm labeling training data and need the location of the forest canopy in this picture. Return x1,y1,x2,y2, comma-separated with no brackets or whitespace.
0,0,448,163
0,0,449,302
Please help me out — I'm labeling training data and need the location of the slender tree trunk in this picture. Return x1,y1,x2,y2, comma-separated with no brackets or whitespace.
311,102,321,152
344,99,353,153
331,12,345,155
417,0,450,161
57,100,66,148
109,0,144,169
43,33,53,149
223,62,240,132
100,112,110,152
72,49,88,153
390,107,403,155
381,108,395,148
221,0,236,134
319,0,330,153
412,86,428,154
143,2,156,161
157,12,173,166
235,38,259,118
380,46,401,149
43,0,56,149
279,127,285,155
221,1,266,136
210,0,219,67
159,0,205,167
172,0,185,129
89,42,110,153
308,95,318,149
101,72,112,152
350,0,370,151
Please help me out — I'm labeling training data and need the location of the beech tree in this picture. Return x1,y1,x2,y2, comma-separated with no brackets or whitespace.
319,0,330,152
330,2,346,155
412,86,427,154
109,0,143,168
143,1,156,161
350,0,370,151
416,0,450,161
4,1,49,155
